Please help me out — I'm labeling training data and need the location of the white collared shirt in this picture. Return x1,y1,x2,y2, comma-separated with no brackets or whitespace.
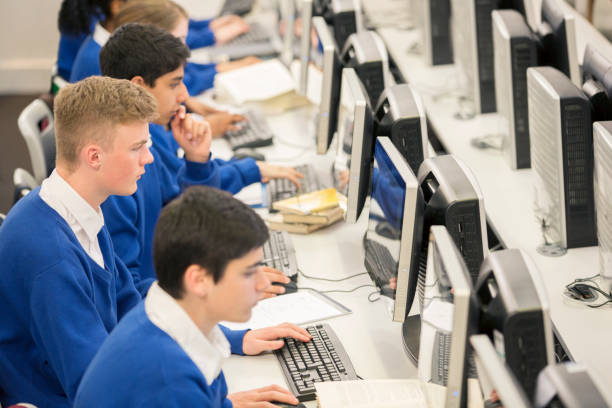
145,282,230,385
39,170,105,268
93,22,111,47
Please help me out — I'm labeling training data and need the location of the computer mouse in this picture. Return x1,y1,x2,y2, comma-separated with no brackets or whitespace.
232,148,266,161
272,280,298,295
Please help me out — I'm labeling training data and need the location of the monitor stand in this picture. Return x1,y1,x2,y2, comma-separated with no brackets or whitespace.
402,314,421,365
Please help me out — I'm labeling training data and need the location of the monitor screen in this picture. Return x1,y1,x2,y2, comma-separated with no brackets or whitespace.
334,67,374,223
417,225,479,408
364,137,424,321
298,0,313,94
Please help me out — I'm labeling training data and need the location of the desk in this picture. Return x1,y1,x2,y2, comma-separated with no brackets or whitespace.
378,25,612,404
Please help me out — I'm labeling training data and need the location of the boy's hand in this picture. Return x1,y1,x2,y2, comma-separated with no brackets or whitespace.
255,162,303,189
261,267,291,298
207,111,246,138
242,323,311,355
171,106,212,163
212,16,249,44
228,384,299,407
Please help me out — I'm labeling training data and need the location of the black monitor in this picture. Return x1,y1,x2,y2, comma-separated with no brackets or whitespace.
337,67,374,223
402,154,488,363
417,225,479,408
537,0,580,86
313,0,359,50
470,334,532,408
534,363,609,408
311,16,343,154
475,248,555,400
527,66,596,251
582,44,612,122
364,137,424,321
412,0,453,66
374,84,429,175
492,9,539,169
341,30,390,107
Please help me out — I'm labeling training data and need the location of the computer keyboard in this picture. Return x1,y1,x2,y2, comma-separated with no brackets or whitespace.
227,22,271,46
224,110,274,150
267,164,322,209
263,230,297,280
207,22,280,60
431,331,451,385
364,239,398,286
275,323,358,401
219,0,254,16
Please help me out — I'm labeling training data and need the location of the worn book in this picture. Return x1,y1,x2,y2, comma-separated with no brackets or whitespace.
272,188,339,215
282,205,344,225
267,207,344,234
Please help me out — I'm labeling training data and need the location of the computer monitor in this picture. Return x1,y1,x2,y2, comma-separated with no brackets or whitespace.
402,154,488,363
364,137,424,321
492,9,538,170
527,66,596,251
311,16,343,154
537,0,580,86
412,0,453,66
592,121,612,294
298,0,313,95
534,363,609,408
279,0,297,66
417,225,479,408
470,334,532,408
374,84,428,175
338,67,374,223
475,248,555,400
316,0,361,51
341,30,390,107
582,44,612,122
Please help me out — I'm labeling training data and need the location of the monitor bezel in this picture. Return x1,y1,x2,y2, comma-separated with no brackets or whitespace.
298,0,313,95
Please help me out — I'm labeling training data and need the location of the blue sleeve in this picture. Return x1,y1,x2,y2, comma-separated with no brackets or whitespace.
114,254,145,315
213,157,262,194
189,18,212,30
219,325,248,355
184,61,217,96
69,39,102,82
177,157,222,193
57,32,88,81
186,27,216,49
137,385,225,408
29,260,112,402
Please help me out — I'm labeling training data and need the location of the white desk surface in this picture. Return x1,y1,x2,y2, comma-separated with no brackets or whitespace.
378,26,612,403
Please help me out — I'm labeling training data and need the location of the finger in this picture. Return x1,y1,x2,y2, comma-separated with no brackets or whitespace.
277,323,311,338
177,105,186,119
269,327,311,342
254,384,295,395
227,123,242,132
256,390,299,405
264,285,285,295
183,114,194,141
232,113,247,122
261,291,278,299
263,267,290,283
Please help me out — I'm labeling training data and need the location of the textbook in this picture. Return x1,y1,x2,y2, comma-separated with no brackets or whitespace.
266,207,344,234
271,188,340,215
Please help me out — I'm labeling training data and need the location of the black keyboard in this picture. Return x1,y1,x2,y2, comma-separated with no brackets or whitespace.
219,0,254,16
224,110,274,150
225,22,271,46
263,230,297,280
364,239,397,286
275,324,358,401
267,164,322,209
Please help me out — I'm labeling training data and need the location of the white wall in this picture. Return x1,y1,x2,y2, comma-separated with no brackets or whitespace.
0,1,62,94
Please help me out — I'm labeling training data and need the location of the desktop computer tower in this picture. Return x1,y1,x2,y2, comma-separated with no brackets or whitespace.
412,0,453,65
492,9,538,170
476,249,555,400
527,66,597,249
374,84,428,175
341,31,390,107
593,121,612,293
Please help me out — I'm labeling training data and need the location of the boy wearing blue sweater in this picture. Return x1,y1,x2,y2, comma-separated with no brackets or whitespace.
100,23,301,295
75,186,307,407
0,76,157,407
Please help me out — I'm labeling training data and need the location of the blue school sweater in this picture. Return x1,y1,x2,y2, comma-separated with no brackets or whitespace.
187,18,216,49
56,17,98,80
0,189,141,408
74,302,233,408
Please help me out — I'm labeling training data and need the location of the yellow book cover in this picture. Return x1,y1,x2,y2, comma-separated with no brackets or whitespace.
272,188,339,215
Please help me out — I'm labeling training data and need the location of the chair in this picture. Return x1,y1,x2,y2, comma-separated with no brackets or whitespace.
13,168,38,204
17,97,55,184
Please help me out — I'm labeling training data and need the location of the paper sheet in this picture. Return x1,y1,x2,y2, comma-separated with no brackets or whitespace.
422,298,454,332
315,379,430,408
234,182,264,207
221,290,350,330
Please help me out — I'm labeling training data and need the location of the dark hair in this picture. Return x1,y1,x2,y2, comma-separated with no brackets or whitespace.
99,23,190,87
58,0,114,35
153,186,269,299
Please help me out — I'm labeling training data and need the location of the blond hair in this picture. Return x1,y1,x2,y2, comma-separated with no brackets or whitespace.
114,0,188,32
54,76,158,170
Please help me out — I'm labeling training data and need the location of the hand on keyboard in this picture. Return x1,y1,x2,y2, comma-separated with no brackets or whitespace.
170,106,211,163
242,323,312,355
228,384,299,408
257,162,304,189
262,266,292,298
207,111,246,138
211,15,250,44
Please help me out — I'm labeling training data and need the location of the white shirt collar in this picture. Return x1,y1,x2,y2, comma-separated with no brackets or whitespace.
93,22,111,47
39,170,104,246
145,282,230,385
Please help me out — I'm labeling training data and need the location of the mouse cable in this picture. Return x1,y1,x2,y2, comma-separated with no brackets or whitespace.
298,284,376,295
298,267,368,282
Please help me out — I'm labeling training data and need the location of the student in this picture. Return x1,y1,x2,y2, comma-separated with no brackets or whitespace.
69,0,257,95
75,186,308,407
0,76,156,407
99,23,301,295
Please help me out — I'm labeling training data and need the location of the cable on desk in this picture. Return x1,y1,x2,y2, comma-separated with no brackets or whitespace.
563,273,612,308
298,284,376,295
367,290,381,302
298,267,368,282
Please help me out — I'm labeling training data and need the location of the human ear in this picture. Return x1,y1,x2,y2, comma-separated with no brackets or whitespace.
130,76,148,88
184,265,213,298
84,145,103,170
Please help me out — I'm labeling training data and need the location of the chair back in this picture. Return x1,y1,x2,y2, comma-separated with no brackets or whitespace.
17,99,55,184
